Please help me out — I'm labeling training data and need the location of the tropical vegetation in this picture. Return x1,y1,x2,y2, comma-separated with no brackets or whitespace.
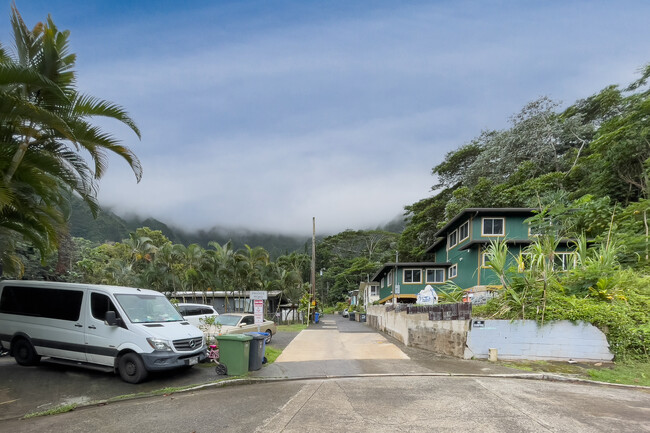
1,8,648,359
0,6,141,276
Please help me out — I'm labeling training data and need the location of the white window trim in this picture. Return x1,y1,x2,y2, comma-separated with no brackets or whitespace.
425,268,445,284
403,268,423,284
448,264,458,279
458,220,470,242
387,271,393,286
447,230,458,249
381,278,385,288
482,217,505,236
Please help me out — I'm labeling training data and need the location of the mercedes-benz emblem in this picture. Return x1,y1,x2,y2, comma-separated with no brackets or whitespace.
189,339,195,348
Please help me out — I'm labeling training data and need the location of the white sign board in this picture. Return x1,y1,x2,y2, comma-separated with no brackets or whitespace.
250,291,268,300
395,284,401,294
254,299,264,325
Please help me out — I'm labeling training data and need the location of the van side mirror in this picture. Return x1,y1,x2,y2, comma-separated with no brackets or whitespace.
105,311,119,326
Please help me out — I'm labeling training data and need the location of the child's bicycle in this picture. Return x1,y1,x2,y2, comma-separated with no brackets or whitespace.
208,344,228,375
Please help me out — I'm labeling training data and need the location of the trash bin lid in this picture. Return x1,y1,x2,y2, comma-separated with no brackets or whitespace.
215,334,253,341
244,332,267,340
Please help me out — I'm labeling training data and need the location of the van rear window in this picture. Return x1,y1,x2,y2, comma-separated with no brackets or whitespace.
0,286,83,321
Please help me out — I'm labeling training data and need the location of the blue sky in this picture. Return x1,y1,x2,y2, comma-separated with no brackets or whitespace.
5,1,650,234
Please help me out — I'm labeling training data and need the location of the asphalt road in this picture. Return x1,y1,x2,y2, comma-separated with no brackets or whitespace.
0,314,648,432
1,375,648,432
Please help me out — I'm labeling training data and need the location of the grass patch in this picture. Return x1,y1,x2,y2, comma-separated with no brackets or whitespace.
498,359,650,386
587,361,650,386
24,403,77,419
264,346,282,364
277,323,308,332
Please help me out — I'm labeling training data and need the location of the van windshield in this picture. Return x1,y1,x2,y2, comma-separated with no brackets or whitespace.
114,294,183,323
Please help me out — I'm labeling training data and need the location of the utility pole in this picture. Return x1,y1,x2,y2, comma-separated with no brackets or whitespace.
309,217,316,322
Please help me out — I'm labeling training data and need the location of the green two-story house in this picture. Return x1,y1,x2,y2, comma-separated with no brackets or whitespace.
372,208,575,304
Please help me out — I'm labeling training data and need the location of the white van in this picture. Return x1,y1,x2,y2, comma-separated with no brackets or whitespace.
0,281,206,383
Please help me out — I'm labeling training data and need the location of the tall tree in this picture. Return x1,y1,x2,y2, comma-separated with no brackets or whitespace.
0,6,141,276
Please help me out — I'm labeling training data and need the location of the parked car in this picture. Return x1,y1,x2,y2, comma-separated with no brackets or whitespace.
212,313,276,343
0,281,206,384
177,303,219,328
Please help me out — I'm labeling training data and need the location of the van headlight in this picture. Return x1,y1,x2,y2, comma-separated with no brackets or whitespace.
147,338,173,351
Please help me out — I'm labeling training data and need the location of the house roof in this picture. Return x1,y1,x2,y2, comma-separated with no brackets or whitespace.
425,208,537,253
371,262,452,282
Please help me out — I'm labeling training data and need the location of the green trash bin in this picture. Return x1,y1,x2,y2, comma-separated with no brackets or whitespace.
215,334,253,376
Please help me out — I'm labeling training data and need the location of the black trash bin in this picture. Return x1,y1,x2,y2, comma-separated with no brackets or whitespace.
245,332,266,371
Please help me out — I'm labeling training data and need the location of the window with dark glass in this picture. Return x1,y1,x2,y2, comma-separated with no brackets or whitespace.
483,218,504,235
0,286,82,321
426,269,444,283
458,221,469,241
91,292,121,321
404,269,422,283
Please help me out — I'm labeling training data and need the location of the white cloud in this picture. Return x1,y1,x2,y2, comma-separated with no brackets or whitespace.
53,0,650,236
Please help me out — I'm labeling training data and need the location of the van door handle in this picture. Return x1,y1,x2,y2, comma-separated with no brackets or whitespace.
75,323,83,328
88,325,96,329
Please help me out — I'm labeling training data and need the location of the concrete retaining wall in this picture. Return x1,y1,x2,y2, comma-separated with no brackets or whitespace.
366,306,613,362
465,319,614,361
367,305,469,357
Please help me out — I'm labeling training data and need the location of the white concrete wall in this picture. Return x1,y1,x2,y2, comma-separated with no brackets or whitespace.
367,306,614,362
465,320,614,361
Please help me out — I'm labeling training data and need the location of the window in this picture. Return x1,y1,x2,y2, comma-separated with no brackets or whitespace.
482,218,504,236
447,230,458,249
0,286,83,321
404,269,422,284
448,264,458,279
381,278,385,288
426,268,445,283
234,298,251,311
481,252,490,268
370,286,379,296
387,271,393,286
554,252,575,271
458,221,469,241
91,292,121,322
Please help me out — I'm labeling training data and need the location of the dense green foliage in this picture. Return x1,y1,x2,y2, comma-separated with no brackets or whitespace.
399,69,650,260
315,230,399,303
65,228,312,310
400,65,650,361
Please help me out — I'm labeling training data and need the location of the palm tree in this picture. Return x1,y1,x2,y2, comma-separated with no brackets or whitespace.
0,6,141,275
208,241,238,311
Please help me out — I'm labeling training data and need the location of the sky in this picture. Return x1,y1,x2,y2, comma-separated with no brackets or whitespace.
5,1,650,235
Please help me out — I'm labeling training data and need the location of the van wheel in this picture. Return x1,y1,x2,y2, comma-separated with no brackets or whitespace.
264,330,272,344
13,339,40,366
118,353,148,384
